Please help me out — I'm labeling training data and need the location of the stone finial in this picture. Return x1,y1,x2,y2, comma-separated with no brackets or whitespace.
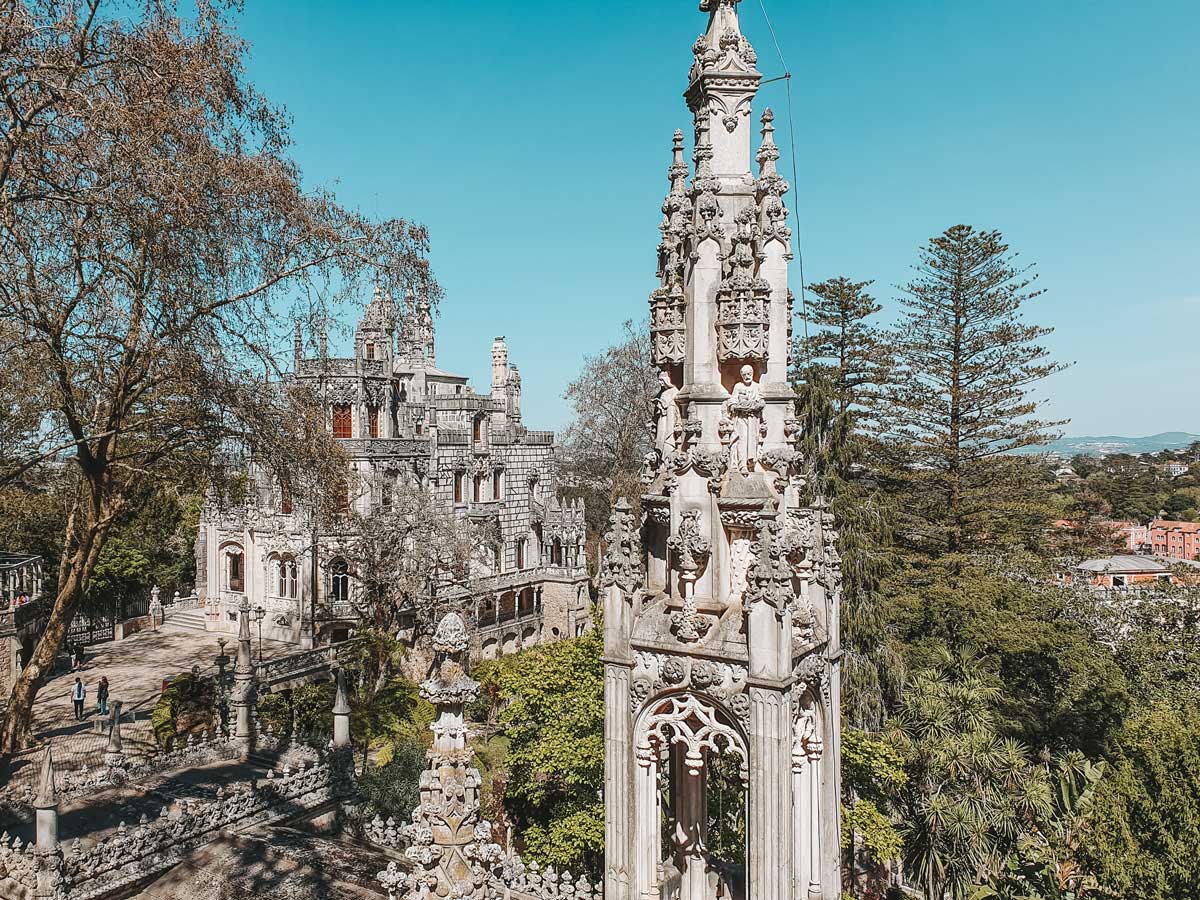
333,667,351,716
431,611,469,656
104,700,125,766
33,744,58,809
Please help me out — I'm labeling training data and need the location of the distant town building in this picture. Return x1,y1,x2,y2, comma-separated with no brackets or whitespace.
1067,555,1177,590
1161,461,1189,478
1150,518,1200,561
195,289,589,659
1109,520,1151,553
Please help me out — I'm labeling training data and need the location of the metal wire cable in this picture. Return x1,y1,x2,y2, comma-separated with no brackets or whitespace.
756,0,810,343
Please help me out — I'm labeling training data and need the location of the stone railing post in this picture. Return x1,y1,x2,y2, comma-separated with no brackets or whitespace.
104,699,125,768
33,744,64,899
232,597,256,759
33,744,58,850
332,667,351,749
149,585,163,629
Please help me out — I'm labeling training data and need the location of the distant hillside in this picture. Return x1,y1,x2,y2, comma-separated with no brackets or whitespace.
1014,432,1200,457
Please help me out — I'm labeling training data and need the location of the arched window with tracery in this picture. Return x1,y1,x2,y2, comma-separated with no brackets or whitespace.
329,558,350,606
632,692,749,899
275,555,298,599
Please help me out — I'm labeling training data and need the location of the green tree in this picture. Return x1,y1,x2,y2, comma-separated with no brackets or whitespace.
1080,703,1200,899
973,756,1107,900
888,653,1054,900
880,225,1067,554
793,296,902,729
794,276,891,422
0,0,435,753
560,319,658,538
498,628,605,878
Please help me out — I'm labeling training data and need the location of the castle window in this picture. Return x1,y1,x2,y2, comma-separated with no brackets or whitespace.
516,539,527,570
330,559,350,605
277,556,298,599
381,480,393,508
280,483,293,515
225,550,244,593
332,403,352,439
473,418,483,443
364,342,375,361
368,405,380,438
473,474,483,503
493,470,503,501
454,473,464,504
336,479,350,515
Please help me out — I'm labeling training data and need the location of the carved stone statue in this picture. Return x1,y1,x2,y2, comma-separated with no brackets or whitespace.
654,369,681,451
723,364,764,473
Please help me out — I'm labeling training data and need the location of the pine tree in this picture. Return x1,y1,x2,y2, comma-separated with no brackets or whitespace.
881,225,1067,554
793,278,901,728
794,277,892,424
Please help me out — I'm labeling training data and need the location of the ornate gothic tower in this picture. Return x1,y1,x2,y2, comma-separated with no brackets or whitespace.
602,2,843,899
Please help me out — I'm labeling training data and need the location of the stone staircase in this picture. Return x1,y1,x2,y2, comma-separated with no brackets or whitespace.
164,607,207,633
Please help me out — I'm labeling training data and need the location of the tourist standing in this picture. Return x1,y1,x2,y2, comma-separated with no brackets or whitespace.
71,677,86,720
96,676,109,716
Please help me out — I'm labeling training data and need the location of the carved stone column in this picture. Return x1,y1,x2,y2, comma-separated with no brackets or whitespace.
604,662,635,900
232,597,256,758
748,685,794,900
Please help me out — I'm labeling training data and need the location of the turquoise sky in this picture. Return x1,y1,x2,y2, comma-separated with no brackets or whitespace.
235,0,1199,436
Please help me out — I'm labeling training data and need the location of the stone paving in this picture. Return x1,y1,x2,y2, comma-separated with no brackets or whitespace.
2,620,294,797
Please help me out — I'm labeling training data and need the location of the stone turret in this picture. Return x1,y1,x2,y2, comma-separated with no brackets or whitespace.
491,336,509,395
604,2,843,898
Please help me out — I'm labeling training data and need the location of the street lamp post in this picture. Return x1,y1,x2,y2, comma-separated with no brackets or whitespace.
253,605,265,664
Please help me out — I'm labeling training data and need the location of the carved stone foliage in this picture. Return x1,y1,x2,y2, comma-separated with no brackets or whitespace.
630,651,749,727
635,692,748,778
600,498,643,598
716,208,771,362
667,509,710,578
650,285,687,367
363,380,387,407
324,379,357,405
743,508,794,614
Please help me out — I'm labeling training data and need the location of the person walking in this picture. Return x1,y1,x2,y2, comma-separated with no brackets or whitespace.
96,676,109,716
71,677,86,721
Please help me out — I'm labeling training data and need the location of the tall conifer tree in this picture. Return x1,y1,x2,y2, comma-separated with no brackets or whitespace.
794,278,900,728
881,226,1067,554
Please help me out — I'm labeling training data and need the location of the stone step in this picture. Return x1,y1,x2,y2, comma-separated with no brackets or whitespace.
164,609,208,632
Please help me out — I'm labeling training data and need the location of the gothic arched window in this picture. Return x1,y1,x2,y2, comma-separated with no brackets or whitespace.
330,559,350,605
332,403,352,439
276,555,298,599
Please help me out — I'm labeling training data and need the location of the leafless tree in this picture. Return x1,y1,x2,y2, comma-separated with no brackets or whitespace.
560,319,658,536
0,0,439,752
345,478,497,638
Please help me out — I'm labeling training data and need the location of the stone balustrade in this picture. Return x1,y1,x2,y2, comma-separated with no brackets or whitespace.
0,750,354,900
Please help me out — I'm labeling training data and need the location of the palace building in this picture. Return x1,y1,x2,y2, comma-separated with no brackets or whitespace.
194,289,589,658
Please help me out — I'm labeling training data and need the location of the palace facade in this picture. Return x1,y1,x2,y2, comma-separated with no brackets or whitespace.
194,289,589,658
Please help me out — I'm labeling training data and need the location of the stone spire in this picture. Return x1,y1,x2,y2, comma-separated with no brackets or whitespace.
490,336,509,395
686,0,761,178
293,321,303,374
602,4,843,899
397,612,502,898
